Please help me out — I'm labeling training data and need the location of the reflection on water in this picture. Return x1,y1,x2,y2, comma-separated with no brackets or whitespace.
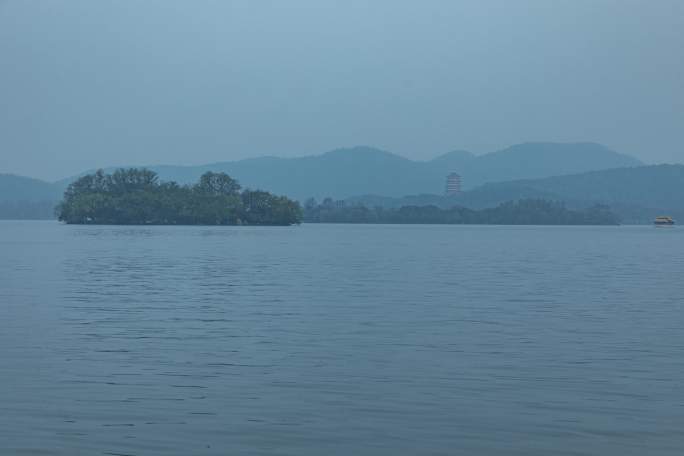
1,221,684,455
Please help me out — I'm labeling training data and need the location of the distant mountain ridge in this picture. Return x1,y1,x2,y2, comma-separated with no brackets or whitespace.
54,142,643,201
0,174,62,219
0,142,645,219
0,173,62,202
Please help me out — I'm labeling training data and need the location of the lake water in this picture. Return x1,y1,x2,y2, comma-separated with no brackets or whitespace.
1,221,683,455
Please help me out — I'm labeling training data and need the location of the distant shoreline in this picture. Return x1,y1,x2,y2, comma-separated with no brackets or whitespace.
303,199,620,226
4,219,674,227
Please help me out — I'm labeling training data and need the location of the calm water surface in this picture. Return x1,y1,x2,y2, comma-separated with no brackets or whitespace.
1,221,683,455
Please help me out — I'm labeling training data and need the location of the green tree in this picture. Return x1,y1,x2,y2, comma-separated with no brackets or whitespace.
195,172,241,196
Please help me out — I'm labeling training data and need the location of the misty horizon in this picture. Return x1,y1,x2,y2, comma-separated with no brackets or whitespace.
0,141,657,183
2,0,683,180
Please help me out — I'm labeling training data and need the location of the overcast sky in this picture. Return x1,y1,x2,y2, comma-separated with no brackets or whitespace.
1,0,683,180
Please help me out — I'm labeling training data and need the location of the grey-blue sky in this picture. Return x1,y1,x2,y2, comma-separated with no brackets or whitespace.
1,0,682,180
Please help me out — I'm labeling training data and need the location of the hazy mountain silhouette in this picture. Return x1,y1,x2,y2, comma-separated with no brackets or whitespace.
50,142,642,201
348,164,684,224
0,174,62,219
462,142,641,187
465,164,684,209
0,174,62,202
1,142,644,217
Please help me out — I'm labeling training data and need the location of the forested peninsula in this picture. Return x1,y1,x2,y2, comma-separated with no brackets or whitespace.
57,169,302,225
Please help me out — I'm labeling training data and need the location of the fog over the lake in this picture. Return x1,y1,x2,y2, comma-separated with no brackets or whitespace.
1,0,683,180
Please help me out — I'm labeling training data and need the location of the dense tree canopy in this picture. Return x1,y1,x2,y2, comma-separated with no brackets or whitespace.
57,169,302,225
303,198,620,225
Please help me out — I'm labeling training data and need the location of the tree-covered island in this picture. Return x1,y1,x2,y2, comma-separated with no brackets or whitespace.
57,168,302,225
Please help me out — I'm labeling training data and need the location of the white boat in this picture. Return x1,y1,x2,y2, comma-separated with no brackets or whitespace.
654,216,675,226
